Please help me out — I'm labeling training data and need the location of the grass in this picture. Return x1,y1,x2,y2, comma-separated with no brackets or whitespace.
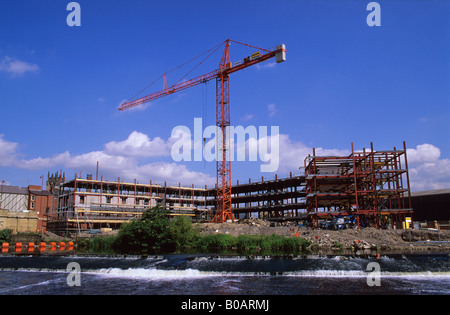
190,233,310,253
76,233,310,255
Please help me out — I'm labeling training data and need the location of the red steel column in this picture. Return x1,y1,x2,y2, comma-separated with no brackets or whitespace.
213,73,233,223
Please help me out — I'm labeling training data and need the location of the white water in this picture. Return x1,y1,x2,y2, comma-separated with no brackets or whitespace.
3,266,448,281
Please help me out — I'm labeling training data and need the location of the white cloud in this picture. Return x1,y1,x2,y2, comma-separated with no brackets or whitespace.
130,162,214,187
267,103,277,117
17,152,70,170
406,144,450,191
240,113,254,121
104,131,173,157
407,143,441,165
0,135,19,166
0,56,39,76
408,159,450,191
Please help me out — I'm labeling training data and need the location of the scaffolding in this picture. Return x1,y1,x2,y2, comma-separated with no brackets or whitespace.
304,142,413,229
48,175,211,235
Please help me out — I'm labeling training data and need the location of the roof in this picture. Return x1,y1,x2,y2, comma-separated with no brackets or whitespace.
411,189,450,197
29,189,53,196
1,185,52,196
1,185,29,195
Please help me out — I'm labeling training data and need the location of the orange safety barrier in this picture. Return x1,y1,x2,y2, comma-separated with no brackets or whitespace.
27,242,35,252
0,241,77,253
15,243,23,253
49,242,56,251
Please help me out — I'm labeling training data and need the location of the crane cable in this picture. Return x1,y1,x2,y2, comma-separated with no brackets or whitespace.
127,40,226,102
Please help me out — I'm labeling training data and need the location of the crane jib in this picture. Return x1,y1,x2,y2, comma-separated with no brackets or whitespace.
118,44,285,111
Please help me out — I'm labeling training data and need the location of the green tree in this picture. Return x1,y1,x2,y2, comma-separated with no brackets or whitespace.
113,206,174,253
168,215,200,251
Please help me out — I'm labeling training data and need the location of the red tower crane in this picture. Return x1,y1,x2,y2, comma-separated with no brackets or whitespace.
119,39,286,222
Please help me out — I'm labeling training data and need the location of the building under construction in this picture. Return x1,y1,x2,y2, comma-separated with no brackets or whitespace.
48,142,413,234
304,142,413,229
48,175,211,234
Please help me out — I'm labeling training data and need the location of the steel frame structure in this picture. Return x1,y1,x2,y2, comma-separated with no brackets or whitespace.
205,172,307,222
304,142,413,229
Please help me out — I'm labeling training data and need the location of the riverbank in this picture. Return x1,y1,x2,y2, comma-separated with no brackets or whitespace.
6,217,447,256
196,218,450,253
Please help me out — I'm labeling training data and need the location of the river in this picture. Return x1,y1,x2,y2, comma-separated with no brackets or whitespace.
0,253,448,295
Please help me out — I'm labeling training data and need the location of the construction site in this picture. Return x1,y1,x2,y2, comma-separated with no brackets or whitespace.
46,140,414,235
41,39,417,235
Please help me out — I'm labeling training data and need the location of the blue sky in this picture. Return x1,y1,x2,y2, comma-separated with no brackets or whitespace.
0,0,449,191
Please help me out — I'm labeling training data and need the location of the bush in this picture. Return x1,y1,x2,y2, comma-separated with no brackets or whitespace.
168,216,200,251
76,236,116,253
0,229,12,243
113,206,175,253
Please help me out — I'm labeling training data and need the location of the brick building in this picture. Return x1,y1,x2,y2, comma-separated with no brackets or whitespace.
0,184,54,232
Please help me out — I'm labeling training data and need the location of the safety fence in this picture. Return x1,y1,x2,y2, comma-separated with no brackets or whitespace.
1,241,75,253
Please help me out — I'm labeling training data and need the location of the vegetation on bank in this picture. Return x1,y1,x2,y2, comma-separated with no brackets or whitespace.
0,229,12,243
77,207,311,254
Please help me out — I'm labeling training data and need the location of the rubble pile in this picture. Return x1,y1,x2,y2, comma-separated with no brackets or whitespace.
196,219,450,252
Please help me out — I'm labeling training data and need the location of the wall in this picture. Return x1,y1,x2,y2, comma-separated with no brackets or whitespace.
0,210,38,233
411,192,450,221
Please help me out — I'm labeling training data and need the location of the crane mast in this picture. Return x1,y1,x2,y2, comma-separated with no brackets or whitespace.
119,39,286,222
